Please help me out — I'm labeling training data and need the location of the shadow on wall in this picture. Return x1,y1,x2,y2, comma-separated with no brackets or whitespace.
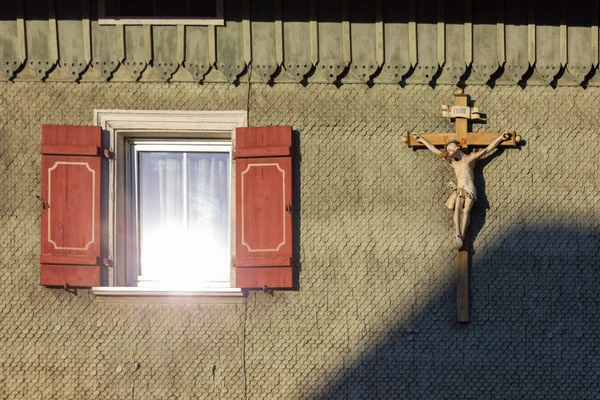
317,224,600,399
292,129,302,290
2,0,595,26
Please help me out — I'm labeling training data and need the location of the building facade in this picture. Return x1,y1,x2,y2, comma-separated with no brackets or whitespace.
1,1,600,398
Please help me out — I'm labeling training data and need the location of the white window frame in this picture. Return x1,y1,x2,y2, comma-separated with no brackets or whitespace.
93,110,247,295
98,0,224,26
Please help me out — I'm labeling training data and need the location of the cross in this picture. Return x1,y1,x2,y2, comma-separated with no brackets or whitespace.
402,89,522,323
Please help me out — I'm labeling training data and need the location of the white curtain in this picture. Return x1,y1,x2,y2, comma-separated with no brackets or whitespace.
157,155,184,224
187,153,229,257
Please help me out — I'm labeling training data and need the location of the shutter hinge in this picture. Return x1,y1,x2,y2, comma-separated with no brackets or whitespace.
102,149,114,159
102,258,113,267
262,284,274,296
285,203,292,213
36,195,50,210
63,283,77,295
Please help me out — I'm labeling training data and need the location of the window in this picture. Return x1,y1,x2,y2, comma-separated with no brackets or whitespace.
128,141,232,289
98,110,246,289
98,0,224,25
39,112,295,292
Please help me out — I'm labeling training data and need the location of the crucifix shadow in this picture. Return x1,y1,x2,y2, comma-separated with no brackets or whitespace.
464,97,525,256
465,146,504,256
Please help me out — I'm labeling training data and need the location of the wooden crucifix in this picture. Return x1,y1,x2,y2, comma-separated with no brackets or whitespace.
403,89,522,323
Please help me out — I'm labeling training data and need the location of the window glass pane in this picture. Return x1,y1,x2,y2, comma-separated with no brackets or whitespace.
189,2,217,17
103,0,120,16
104,0,217,18
155,0,187,17
187,152,230,282
136,148,230,288
139,152,184,280
119,0,154,17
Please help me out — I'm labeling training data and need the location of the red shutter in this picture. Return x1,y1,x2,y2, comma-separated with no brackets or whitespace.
40,125,102,287
233,126,293,289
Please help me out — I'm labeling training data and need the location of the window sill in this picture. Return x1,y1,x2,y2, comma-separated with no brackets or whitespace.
91,287,244,304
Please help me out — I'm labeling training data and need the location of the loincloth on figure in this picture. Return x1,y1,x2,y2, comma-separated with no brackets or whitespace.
445,182,477,209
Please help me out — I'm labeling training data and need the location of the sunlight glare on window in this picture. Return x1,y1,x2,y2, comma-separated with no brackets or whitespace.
139,224,229,289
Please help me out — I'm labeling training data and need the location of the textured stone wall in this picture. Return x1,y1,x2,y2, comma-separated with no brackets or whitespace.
1,82,599,399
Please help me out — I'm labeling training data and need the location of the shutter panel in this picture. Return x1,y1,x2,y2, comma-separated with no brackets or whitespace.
233,126,293,289
40,125,102,287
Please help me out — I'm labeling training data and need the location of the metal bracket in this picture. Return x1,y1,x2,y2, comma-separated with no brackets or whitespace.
36,195,51,210
262,284,274,296
103,149,114,159
63,283,77,295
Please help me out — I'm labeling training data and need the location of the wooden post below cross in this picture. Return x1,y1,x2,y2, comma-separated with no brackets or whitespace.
402,89,522,323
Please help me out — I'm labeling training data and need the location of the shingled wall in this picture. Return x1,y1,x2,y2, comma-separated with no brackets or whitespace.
1,82,599,398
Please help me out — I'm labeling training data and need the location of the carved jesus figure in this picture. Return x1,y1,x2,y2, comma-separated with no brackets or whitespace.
412,131,512,250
